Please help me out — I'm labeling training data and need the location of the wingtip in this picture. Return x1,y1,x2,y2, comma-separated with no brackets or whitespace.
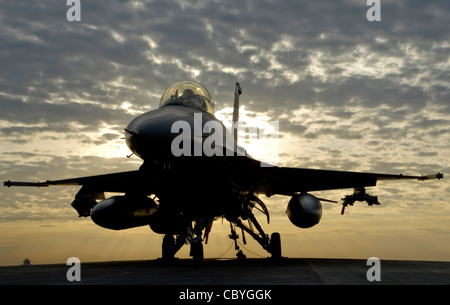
417,172,444,181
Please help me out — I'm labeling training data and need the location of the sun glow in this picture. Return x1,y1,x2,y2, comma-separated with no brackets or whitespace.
215,106,280,165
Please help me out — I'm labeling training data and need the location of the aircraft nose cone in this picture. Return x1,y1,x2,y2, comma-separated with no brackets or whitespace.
127,110,173,136
124,106,196,160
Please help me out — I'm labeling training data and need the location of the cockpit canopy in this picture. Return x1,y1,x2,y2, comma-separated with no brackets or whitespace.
159,81,214,115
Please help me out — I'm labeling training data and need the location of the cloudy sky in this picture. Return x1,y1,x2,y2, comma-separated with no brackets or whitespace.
1,0,449,266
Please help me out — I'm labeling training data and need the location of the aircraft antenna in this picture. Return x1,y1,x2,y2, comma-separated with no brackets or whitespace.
232,82,242,144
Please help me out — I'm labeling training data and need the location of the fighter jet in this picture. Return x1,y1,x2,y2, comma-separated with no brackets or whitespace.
4,81,444,261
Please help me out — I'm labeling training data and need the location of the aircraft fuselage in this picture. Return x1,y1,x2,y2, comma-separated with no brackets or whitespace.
125,105,239,162
124,104,252,223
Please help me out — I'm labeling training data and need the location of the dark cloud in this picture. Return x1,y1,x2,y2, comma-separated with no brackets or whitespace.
2,0,448,116
0,96,132,126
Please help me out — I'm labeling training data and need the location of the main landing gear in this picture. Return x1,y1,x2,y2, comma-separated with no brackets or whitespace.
190,237,204,262
228,193,282,260
161,222,281,262
159,195,282,262
229,218,282,261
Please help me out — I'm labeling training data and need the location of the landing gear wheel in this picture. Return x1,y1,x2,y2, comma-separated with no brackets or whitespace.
162,234,176,259
190,239,204,263
270,232,281,260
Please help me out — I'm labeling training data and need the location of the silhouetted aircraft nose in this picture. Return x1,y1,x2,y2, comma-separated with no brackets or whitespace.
124,105,198,160
133,103,199,133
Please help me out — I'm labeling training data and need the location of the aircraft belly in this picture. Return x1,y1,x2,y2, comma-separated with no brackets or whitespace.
154,168,241,219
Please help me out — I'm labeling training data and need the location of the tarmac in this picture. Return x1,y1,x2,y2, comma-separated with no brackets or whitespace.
1,257,449,285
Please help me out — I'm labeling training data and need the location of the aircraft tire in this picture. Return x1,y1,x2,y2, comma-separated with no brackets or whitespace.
270,232,281,260
162,234,176,259
190,239,204,262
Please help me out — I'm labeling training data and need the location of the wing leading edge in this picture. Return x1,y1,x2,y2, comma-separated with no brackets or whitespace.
2,160,444,217
4,161,443,196
254,166,444,196
4,170,146,193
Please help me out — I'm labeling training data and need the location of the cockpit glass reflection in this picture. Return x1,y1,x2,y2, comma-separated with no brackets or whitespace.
159,81,214,115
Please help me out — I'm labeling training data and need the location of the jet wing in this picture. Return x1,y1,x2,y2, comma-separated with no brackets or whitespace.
254,166,444,196
4,170,147,193
3,157,443,197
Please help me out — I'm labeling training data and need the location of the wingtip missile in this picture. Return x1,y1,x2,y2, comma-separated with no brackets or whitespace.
418,172,444,181
3,180,49,187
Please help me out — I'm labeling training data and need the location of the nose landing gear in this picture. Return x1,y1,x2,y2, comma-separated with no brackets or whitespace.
160,218,210,262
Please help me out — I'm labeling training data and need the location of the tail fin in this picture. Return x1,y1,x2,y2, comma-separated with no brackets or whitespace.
232,82,242,143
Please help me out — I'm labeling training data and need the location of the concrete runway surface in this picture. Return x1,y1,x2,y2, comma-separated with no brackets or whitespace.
1,258,449,285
